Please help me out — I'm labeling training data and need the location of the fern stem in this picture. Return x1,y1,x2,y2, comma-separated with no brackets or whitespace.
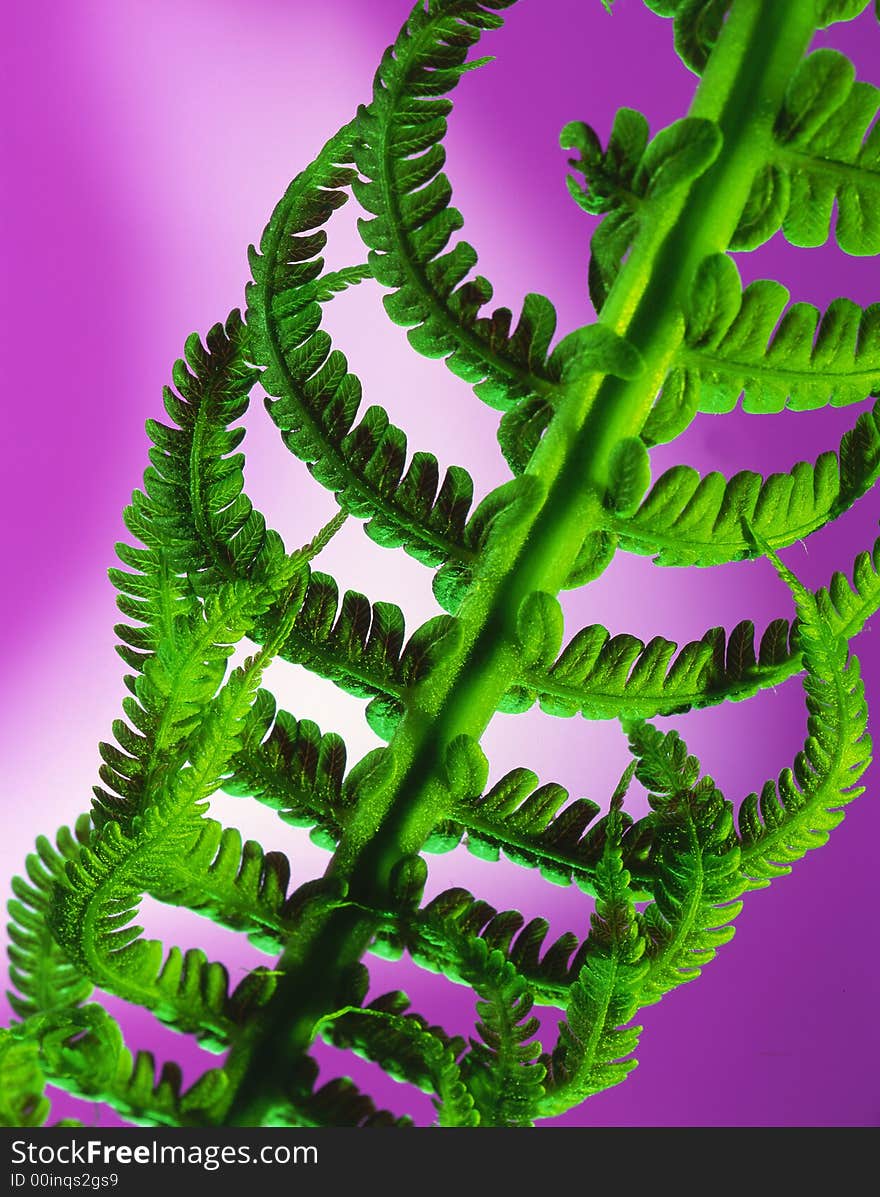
221,0,819,1126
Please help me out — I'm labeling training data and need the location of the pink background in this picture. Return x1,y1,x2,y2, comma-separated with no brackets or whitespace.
2,0,878,1126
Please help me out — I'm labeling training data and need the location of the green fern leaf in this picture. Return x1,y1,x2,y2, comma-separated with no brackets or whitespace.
50,568,307,1044
248,122,480,567
0,1030,50,1127
273,1056,411,1128
257,514,880,734
150,819,295,955
608,400,880,566
519,529,880,721
319,992,476,1124
457,939,546,1126
627,725,744,1004
29,1004,224,1126
268,571,408,713
445,765,648,890
254,521,880,730
539,811,647,1116
100,561,303,831
48,824,238,1046
353,0,562,414
737,540,872,888
378,886,633,1007
735,50,880,254
433,475,543,611
497,396,555,474
668,254,880,415
640,1,730,74
139,311,273,586
642,2,872,75
606,436,652,516
7,817,93,1020
564,110,721,308
223,688,347,846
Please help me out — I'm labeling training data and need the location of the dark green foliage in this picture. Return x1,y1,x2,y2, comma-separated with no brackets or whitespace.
737,543,872,888
606,437,652,517
97,312,297,832
353,0,560,414
27,1004,228,1126
248,122,480,568
273,1056,412,1128
375,882,645,1007
247,527,880,728
442,764,640,889
150,819,295,950
7,817,93,1020
140,312,269,585
640,1,874,74
639,1,731,74
626,725,744,1003
5,0,879,1131
319,993,477,1124
458,940,546,1126
540,810,646,1114
224,689,347,843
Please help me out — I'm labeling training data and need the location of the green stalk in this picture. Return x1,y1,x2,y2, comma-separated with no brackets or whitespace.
222,0,819,1125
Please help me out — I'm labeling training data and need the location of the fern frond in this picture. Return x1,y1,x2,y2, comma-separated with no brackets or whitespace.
269,573,407,718
96,308,315,831
260,523,880,729
737,540,872,888
627,725,744,1004
292,577,459,737
735,49,880,254
0,1029,50,1127
7,816,93,1020
28,1004,226,1126
562,108,721,309
273,1056,412,1128
137,311,277,587
640,2,873,75
518,615,800,722
51,577,306,1042
149,818,294,955
48,826,234,1044
223,688,347,845
100,550,302,832
637,1,730,74
354,0,567,416
307,263,374,303
815,531,880,639
608,398,880,567
661,255,880,418
457,939,546,1127
248,120,479,568
539,811,647,1116
318,992,476,1124
442,764,654,890
141,617,301,834
48,850,278,1049
379,887,600,1006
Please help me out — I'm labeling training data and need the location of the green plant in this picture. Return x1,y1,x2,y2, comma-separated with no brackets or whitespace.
4,0,880,1128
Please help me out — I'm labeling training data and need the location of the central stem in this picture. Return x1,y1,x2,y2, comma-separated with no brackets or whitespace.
222,0,818,1125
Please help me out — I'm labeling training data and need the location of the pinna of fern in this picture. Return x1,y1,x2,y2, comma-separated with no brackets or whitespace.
3,0,880,1128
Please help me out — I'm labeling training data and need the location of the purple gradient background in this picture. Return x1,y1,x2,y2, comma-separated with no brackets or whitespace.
2,0,878,1127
